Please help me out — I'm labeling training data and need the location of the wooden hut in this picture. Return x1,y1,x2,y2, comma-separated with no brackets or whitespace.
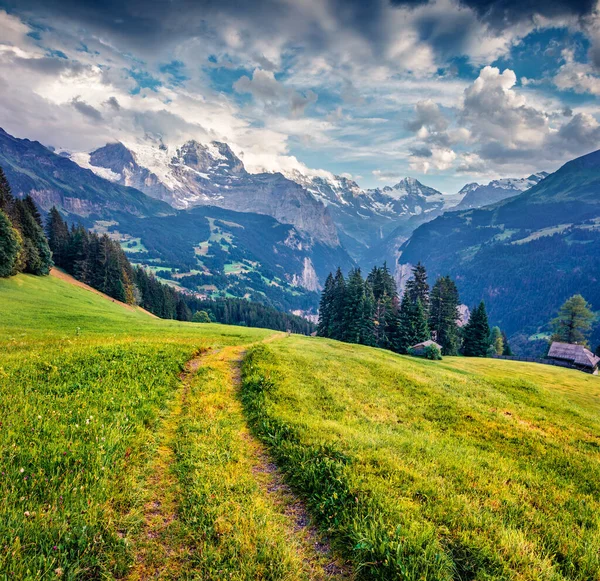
409,340,442,357
547,342,600,374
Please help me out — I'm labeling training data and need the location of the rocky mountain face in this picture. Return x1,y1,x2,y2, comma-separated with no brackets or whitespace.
0,127,355,310
453,172,549,211
0,128,173,221
284,171,462,259
398,149,600,352
85,141,340,247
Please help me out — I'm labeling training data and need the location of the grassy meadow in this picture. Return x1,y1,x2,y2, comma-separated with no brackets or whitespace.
0,274,279,579
242,337,600,581
2,273,600,580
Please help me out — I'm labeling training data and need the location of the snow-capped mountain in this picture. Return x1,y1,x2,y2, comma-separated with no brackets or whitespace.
453,172,549,211
78,140,340,247
281,172,463,257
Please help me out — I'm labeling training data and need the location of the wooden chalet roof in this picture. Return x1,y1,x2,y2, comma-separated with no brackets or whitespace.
411,340,442,350
547,342,600,369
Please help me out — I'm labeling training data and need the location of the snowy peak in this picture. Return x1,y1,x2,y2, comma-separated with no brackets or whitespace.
174,140,245,176
455,172,548,211
387,177,442,200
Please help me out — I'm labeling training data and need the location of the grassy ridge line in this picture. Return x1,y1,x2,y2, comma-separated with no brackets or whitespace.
241,344,452,581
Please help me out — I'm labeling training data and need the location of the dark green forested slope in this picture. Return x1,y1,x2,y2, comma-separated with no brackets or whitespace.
399,149,600,349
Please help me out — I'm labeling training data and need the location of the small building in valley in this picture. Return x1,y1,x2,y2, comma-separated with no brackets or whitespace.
409,340,442,357
547,342,600,374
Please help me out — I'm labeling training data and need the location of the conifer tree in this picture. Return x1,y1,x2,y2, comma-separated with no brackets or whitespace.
429,276,460,355
501,331,513,356
317,272,335,337
0,166,13,212
176,298,192,321
330,267,347,341
0,210,21,277
413,298,430,344
361,280,376,346
462,301,491,357
343,268,366,344
550,294,595,346
14,198,52,275
45,207,70,267
405,262,430,315
488,326,504,356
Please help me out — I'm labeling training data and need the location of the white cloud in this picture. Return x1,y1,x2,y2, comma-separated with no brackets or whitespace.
553,48,600,95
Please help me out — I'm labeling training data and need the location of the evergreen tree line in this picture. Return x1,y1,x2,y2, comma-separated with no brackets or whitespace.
0,167,52,277
45,206,315,334
317,262,512,357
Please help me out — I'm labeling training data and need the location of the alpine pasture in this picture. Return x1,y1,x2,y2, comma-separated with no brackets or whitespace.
1,273,600,580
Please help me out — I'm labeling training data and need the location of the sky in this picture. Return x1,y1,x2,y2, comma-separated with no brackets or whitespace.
0,0,599,193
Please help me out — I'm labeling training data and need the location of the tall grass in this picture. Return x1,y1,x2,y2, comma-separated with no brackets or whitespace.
241,338,600,580
0,274,271,578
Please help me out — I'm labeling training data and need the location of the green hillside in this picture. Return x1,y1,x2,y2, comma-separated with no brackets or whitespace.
1,274,599,579
399,149,600,347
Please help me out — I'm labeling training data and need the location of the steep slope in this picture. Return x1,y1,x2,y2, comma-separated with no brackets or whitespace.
110,205,355,312
287,171,461,258
453,172,548,211
398,148,600,348
85,141,339,246
0,128,173,221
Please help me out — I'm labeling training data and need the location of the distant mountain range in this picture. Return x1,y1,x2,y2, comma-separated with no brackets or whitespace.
7,124,594,342
0,128,354,313
453,173,549,211
399,149,600,353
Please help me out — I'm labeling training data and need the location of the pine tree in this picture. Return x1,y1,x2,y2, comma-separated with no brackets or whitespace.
317,272,335,337
462,301,491,357
176,298,192,321
14,198,52,275
0,166,13,212
413,298,430,344
0,210,21,277
429,276,460,355
45,207,70,268
330,267,347,341
501,331,513,356
395,295,429,353
405,262,430,315
343,268,366,344
550,294,595,346
361,280,376,346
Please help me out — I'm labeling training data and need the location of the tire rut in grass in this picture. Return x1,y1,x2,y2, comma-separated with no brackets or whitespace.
231,351,353,580
127,348,210,581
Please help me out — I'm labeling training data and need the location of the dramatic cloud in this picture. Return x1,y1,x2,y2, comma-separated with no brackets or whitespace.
0,1,598,189
233,69,318,117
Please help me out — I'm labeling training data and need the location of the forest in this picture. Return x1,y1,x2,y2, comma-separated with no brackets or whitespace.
317,262,511,358
0,165,314,335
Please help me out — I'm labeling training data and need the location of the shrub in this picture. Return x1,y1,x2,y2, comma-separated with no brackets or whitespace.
424,344,442,360
192,310,211,323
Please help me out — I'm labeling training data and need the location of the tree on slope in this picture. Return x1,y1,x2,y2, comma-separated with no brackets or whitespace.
488,326,504,356
404,262,430,316
367,264,399,349
317,272,335,338
429,276,460,355
330,267,347,341
343,268,367,344
462,301,490,357
396,295,429,353
0,210,21,278
45,207,70,267
550,294,595,346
